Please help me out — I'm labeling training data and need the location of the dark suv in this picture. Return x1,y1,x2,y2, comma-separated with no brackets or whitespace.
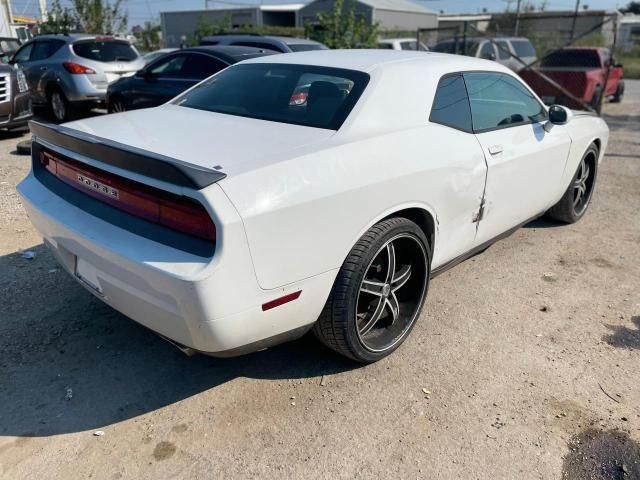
200,34,327,53
0,63,32,130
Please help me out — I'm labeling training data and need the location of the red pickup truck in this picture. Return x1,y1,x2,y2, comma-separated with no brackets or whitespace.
520,47,624,109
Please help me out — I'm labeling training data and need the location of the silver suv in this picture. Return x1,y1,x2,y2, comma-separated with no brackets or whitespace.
10,34,145,122
431,37,537,72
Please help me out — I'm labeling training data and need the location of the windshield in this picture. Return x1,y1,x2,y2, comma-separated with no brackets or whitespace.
511,40,536,58
174,63,369,130
73,40,138,62
541,50,601,68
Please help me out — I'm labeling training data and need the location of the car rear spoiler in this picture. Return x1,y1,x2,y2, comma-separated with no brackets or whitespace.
29,121,226,189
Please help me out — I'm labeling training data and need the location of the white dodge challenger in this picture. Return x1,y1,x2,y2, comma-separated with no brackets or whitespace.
18,50,608,363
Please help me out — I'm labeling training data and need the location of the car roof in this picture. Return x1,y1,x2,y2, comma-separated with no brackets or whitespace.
181,45,278,62
242,49,509,74
436,36,530,43
32,34,129,43
202,34,323,46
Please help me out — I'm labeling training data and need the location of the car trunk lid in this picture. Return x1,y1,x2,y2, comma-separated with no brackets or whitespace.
61,104,336,181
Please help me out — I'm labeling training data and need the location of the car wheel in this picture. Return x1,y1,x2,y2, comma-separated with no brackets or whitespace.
590,85,603,109
108,97,126,113
612,81,624,103
547,143,599,224
313,217,431,363
49,88,73,123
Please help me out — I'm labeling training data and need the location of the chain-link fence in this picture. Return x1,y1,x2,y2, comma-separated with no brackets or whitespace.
418,12,622,115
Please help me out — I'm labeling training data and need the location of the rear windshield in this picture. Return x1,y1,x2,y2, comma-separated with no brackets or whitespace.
511,40,536,58
287,43,326,52
541,50,601,68
174,63,370,130
73,40,138,62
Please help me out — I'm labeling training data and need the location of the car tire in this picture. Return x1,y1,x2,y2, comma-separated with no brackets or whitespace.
313,217,431,363
48,87,74,123
612,81,624,103
546,143,599,224
590,85,603,109
108,96,127,113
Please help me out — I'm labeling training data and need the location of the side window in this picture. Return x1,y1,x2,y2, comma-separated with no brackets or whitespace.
479,41,496,60
463,72,546,132
48,39,66,57
429,73,472,133
181,54,227,79
496,40,511,60
13,43,33,63
149,54,188,77
30,42,51,61
401,41,417,51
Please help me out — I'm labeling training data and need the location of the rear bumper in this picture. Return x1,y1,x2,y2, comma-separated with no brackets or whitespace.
17,170,334,355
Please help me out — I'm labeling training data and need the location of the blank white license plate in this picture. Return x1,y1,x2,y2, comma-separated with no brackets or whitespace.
75,257,103,294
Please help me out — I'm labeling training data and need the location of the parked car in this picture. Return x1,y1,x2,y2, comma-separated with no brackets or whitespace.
10,34,145,122
142,48,178,64
431,36,537,71
0,63,32,129
377,37,428,51
19,51,608,363
200,34,328,53
519,47,624,108
107,46,277,113
0,37,21,63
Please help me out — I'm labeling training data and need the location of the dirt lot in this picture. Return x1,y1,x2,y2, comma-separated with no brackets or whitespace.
1,84,639,480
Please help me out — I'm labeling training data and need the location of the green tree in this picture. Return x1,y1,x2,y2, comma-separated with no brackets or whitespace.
39,0,77,34
307,0,379,49
72,0,128,34
40,0,128,35
187,15,232,46
137,24,161,52
622,1,640,14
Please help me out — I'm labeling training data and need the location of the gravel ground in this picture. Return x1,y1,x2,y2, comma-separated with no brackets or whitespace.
0,84,639,480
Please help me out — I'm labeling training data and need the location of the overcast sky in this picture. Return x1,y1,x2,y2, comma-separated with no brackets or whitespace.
13,0,626,25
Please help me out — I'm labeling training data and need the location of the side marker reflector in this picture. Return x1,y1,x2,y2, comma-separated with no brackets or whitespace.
262,290,302,312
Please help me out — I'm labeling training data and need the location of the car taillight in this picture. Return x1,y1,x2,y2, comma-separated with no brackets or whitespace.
40,151,216,242
289,92,308,106
63,62,96,75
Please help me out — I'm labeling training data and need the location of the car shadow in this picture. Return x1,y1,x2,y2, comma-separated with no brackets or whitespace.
523,217,560,229
603,316,640,350
0,244,356,438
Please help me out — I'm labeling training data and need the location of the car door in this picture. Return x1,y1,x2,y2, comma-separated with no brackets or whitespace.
428,73,487,263
23,40,65,103
464,72,572,246
11,41,35,95
129,52,228,109
478,41,497,61
130,52,191,109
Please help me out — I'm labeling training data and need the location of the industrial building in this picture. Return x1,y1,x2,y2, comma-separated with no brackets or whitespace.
161,0,438,48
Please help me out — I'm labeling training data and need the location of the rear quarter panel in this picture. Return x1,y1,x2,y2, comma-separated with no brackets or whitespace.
219,125,487,290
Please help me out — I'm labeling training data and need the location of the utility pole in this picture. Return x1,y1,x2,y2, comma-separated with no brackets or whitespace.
514,0,522,36
570,0,581,41
38,0,47,21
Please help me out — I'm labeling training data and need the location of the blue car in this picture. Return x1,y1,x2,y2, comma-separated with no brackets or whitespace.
106,45,276,113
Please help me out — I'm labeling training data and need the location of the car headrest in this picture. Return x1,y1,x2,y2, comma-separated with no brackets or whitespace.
307,81,342,107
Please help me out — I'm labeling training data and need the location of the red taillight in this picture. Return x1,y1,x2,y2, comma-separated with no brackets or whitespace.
40,151,216,242
63,62,96,75
288,92,308,106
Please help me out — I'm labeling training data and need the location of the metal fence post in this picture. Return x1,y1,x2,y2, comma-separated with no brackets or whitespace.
598,14,618,115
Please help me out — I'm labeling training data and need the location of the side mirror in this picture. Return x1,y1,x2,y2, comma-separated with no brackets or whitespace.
138,68,152,79
489,52,496,61
548,105,569,125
